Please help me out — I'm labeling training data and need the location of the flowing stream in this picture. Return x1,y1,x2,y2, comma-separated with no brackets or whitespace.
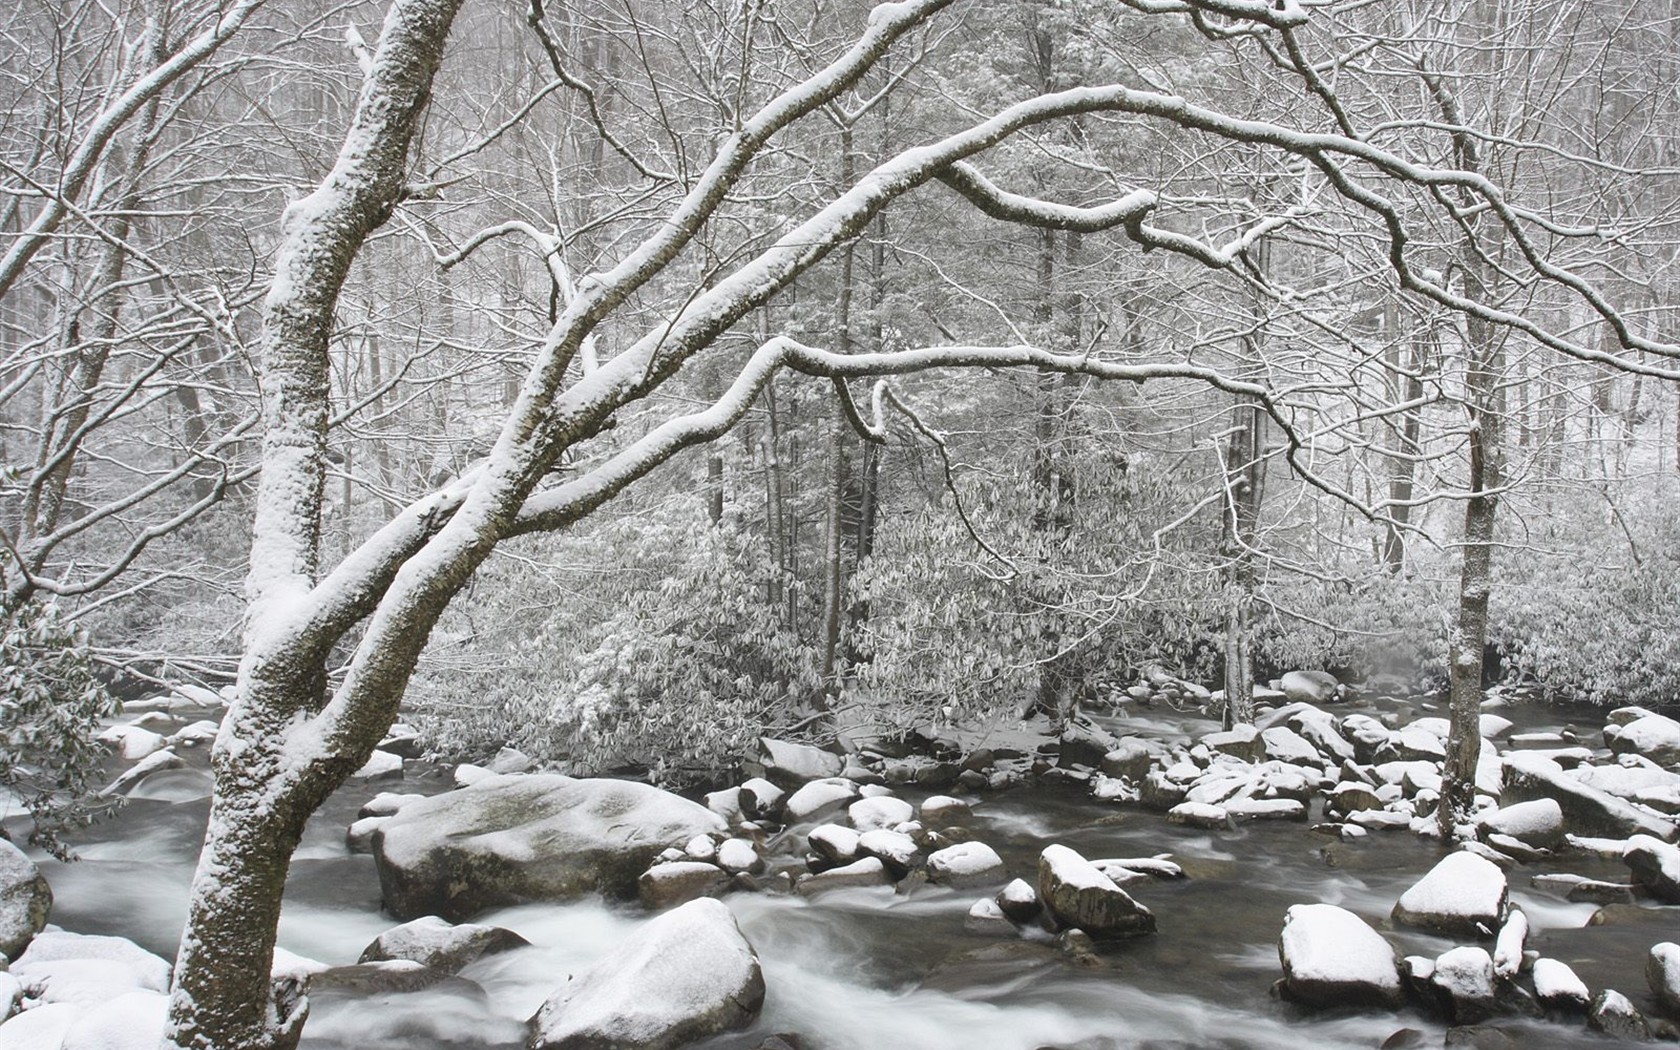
23,696,1670,1050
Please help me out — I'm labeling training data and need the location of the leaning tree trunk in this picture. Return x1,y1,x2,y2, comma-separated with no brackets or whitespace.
165,2,464,1047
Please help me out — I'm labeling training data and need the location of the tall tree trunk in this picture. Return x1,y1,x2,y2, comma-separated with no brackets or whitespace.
1382,321,1428,574
1220,381,1267,729
819,125,858,696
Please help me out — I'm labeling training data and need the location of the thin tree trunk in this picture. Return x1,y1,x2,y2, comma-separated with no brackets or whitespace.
1382,324,1427,574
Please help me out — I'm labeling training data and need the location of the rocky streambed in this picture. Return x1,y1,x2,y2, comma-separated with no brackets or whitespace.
5,679,1680,1049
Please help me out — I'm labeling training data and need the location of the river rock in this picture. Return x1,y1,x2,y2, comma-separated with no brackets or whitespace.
926,842,1004,889
997,878,1041,923
848,796,913,832
1587,989,1651,1041
97,724,166,761
1167,802,1229,829
1393,851,1507,937
1624,835,1680,903
1502,752,1677,841
0,841,51,960
529,898,763,1050
920,796,971,824
1261,727,1321,767
1203,725,1263,762
1648,942,1680,1017
1475,799,1563,848
796,857,889,896
346,815,388,854
373,774,726,920
1280,670,1339,705
638,861,732,910
359,915,526,973
857,829,918,877
757,738,842,788
808,824,861,866
1101,738,1167,780
351,749,405,781
1431,946,1497,1023
1277,903,1402,1009
56,989,168,1050
1037,844,1154,939
964,897,1015,936
1532,958,1590,1011
783,778,859,821
1059,722,1121,770
738,778,785,822
1607,714,1680,767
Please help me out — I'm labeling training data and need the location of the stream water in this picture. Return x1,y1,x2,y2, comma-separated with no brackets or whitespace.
21,696,1674,1050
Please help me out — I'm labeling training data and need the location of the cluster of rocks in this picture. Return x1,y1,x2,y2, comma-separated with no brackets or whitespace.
1278,847,1680,1041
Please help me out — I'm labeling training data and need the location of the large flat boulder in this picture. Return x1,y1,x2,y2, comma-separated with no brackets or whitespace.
1502,752,1677,841
358,915,527,974
1278,903,1402,1009
529,898,763,1050
374,774,726,921
1392,851,1507,937
756,738,842,788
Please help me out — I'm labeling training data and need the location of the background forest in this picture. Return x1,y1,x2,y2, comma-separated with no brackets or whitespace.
4,0,1680,800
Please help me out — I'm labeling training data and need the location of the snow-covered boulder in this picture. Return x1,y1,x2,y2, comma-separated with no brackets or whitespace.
1260,727,1321,767
351,749,405,781
1279,670,1339,705
358,915,526,974
0,1000,78,1048
808,824,861,866
1167,802,1229,829
857,829,918,877
373,774,726,920
1607,713,1680,767
1649,942,1680,1017
638,861,732,910
1503,752,1677,841
996,878,1041,923
358,792,424,819
53,990,169,1050
1037,844,1154,939
97,724,166,762
1624,834,1680,903
796,856,890,896
1392,851,1508,936
1202,725,1263,763
926,842,1004,889
1058,721,1121,770
1532,958,1590,1011
346,814,388,854
1430,945,1497,1023
847,796,913,832
783,777,859,821
0,841,51,960
1476,799,1564,849
529,898,762,1050
756,738,841,788
1277,904,1402,1009
964,897,1015,936
10,930,170,1006
1587,989,1651,1040
920,796,971,824
737,778,784,822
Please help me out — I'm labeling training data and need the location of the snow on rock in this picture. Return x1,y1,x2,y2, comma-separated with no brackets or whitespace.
346,815,388,854
737,778,784,822
796,857,890,896
1606,713,1680,766
996,878,1041,923
1648,942,1680,1017
373,774,726,921
1479,714,1515,739
1430,945,1496,1022
715,838,762,875
1476,799,1564,848
808,824,862,865
1167,802,1229,829
452,763,492,788
165,720,220,749
1226,798,1306,821
638,861,731,911
1202,725,1263,762
1279,670,1338,705
1260,727,1321,767
920,795,971,824
529,898,763,1050
359,792,425,819
1576,762,1680,800
10,930,170,1006
1532,957,1590,1011
1587,989,1651,1041
58,990,168,1050
96,725,166,762
926,842,1005,889
964,897,1015,936
1492,906,1527,978
1503,751,1678,841
857,829,918,877
783,778,859,821
0,1002,78,1049
351,749,404,781
1624,834,1680,903
1392,851,1508,936
1378,727,1446,763
756,738,842,788
99,749,183,797
847,795,913,832
1093,857,1184,882
1277,904,1402,1009
358,915,527,974
0,841,51,960
1036,844,1154,939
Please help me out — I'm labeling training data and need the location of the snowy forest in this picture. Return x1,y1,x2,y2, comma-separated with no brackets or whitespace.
4,0,1680,1047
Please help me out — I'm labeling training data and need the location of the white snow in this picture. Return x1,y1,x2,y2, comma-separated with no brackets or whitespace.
1393,851,1507,932
848,796,913,832
715,838,760,874
0,1002,79,1050
97,725,166,761
351,749,404,780
1278,904,1400,991
1432,945,1494,1000
920,795,969,822
1532,957,1589,1004
1039,844,1118,893
1493,907,1527,977
1260,727,1321,766
529,897,760,1046
808,824,861,862
1226,798,1305,820
926,842,1004,885
757,738,842,783
1609,713,1680,758
1167,802,1229,828
11,931,171,1005
59,990,169,1050
1477,799,1563,843
857,829,917,869
683,835,717,862
784,778,859,820
1650,943,1680,1006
